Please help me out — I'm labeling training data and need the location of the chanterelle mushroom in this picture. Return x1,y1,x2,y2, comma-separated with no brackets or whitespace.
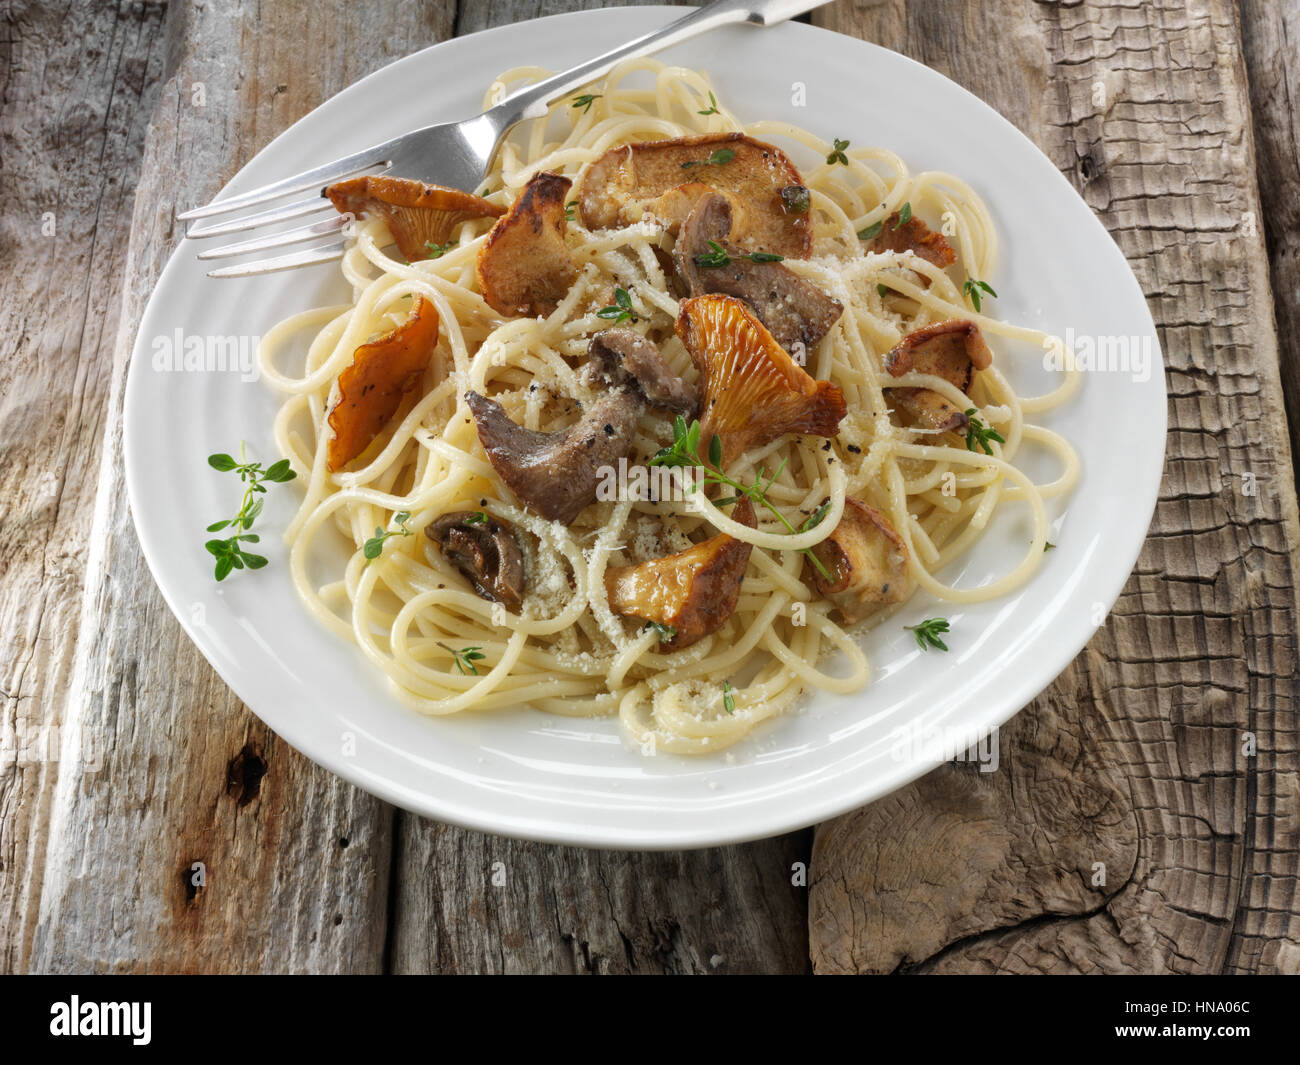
325,175,502,263
476,171,578,318
674,191,842,355
863,209,956,275
327,294,441,471
466,331,693,525
578,133,813,259
676,294,846,468
808,497,913,624
605,497,756,650
426,511,525,608
884,319,993,433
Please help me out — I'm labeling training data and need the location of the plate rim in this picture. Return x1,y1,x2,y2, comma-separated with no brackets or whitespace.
124,5,1167,849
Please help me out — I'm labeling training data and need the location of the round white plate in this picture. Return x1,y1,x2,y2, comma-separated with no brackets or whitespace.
125,7,1166,848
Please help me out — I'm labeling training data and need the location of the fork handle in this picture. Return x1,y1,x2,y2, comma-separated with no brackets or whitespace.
487,0,830,127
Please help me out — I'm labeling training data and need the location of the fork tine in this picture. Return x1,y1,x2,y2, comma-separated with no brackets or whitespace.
186,196,333,239
195,213,353,260
178,146,389,221
205,241,346,278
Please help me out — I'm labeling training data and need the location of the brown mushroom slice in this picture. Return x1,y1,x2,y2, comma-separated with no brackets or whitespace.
580,328,698,416
863,210,957,274
426,511,525,608
809,498,912,624
578,133,813,259
327,295,441,471
325,175,502,262
676,294,847,468
605,498,756,650
674,192,842,355
476,171,578,318
883,318,993,433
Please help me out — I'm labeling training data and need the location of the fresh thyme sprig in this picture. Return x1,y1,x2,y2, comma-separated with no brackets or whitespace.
571,93,601,113
425,239,457,259
698,91,720,116
894,201,912,228
596,286,639,324
438,642,486,675
204,446,296,582
826,138,850,165
722,681,736,714
691,240,785,269
857,219,884,241
905,618,950,652
963,409,1006,455
564,198,579,222
962,277,998,312
645,621,677,644
681,147,736,169
363,511,413,561
648,416,832,580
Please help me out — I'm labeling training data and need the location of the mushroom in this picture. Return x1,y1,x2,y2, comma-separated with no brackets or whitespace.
325,175,502,262
808,497,913,623
580,327,698,416
426,511,526,608
883,319,993,433
862,209,956,276
327,294,441,471
476,171,578,318
465,331,693,525
674,191,842,355
578,133,813,259
605,497,756,650
676,294,846,468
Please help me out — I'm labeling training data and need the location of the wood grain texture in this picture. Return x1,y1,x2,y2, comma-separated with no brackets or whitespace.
1240,1,1300,471
809,0,1300,974
2,0,460,973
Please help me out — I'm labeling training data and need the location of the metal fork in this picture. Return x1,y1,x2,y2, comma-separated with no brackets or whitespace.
181,0,829,277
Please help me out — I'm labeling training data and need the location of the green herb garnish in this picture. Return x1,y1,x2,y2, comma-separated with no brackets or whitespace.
439,642,487,675
826,138,850,166
425,239,457,259
681,147,736,169
780,185,811,214
645,621,677,644
571,93,601,113
465,511,489,525
857,219,884,241
905,618,950,652
698,91,720,116
962,277,998,312
204,446,296,581
691,241,785,269
648,416,832,580
877,282,890,298
596,286,639,324
565,198,579,222
722,681,735,715
363,511,413,561
894,202,912,228
963,409,1005,455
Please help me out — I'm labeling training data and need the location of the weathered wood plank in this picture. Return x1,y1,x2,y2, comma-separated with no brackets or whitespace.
389,0,811,976
809,0,1300,974
4,0,459,974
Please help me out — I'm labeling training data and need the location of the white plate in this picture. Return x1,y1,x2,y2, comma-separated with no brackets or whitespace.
125,6,1166,848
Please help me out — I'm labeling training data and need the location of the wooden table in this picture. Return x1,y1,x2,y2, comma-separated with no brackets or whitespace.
3,0,1297,974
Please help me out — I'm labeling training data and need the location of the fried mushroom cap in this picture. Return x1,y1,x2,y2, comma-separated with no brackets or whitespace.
674,191,842,355
676,294,846,468
325,176,502,262
863,210,957,274
578,133,813,259
809,498,913,623
884,319,994,433
466,333,694,526
605,497,756,651
426,511,525,608
476,171,578,318
327,295,441,471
